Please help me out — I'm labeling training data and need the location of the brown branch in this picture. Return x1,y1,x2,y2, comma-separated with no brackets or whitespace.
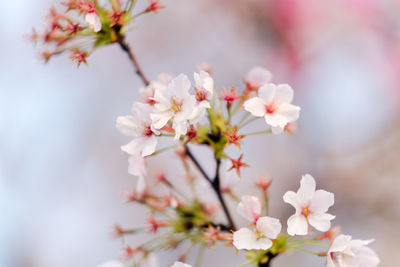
185,145,236,230
117,34,150,86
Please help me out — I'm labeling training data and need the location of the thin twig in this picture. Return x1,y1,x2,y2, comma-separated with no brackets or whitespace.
117,34,150,86
212,158,236,230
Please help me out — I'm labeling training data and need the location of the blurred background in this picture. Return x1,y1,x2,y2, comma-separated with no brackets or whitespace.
1,0,400,266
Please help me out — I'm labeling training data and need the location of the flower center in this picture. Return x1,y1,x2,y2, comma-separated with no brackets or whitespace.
301,207,311,216
171,97,183,112
143,125,153,137
265,103,277,114
195,88,207,102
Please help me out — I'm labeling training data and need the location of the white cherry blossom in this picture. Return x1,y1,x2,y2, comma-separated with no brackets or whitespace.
151,74,196,140
189,71,214,123
116,102,159,157
171,262,192,267
245,67,272,90
233,216,281,250
85,12,102,32
243,83,300,134
327,235,380,267
237,195,262,223
140,73,173,104
283,174,335,236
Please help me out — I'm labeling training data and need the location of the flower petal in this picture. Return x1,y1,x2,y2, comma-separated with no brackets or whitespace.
121,138,145,155
287,214,308,236
128,154,147,178
264,113,288,128
233,228,272,250
151,111,173,130
256,216,282,239
274,84,294,104
258,83,276,104
297,174,316,204
245,67,272,88
275,104,300,123
116,115,137,136
237,196,262,222
141,136,158,157
308,213,335,232
309,189,334,213
244,97,266,117
283,190,300,210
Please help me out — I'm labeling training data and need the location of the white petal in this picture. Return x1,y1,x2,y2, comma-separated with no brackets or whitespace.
245,67,272,88
85,13,102,32
189,105,206,124
151,111,173,129
275,104,300,123
136,175,146,194
258,83,276,104
354,245,380,266
131,102,153,123
329,235,352,253
141,137,158,157
237,196,262,222
297,174,316,205
116,115,136,136
233,228,272,250
287,214,308,236
244,97,266,117
309,190,334,213
264,113,288,128
121,138,145,155
283,190,300,210
97,260,125,267
308,213,335,232
171,262,192,267
256,216,282,239
274,84,294,104
128,154,147,178
172,119,188,140
194,70,214,95
169,74,191,98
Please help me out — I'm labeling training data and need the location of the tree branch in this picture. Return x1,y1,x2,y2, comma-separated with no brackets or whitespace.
117,34,150,86
212,158,236,230
185,145,236,230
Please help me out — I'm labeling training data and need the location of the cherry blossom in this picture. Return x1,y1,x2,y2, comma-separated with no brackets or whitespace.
117,102,159,157
85,12,102,32
327,235,380,267
245,67,272,90
189,71,214,123
151,74,196,140
171,262,192,267
139,73,172,105
243,83,300,134
233,216,281,250
237,195,262,223
283,174,335,236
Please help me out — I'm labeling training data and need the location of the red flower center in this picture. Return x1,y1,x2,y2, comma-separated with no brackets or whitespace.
143,125,153,137
265,103,277,114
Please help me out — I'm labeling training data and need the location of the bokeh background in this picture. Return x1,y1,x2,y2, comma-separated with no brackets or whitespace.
1,0,400,266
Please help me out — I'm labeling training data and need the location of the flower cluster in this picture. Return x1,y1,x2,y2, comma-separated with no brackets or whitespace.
30,0,163,65
33,1,380,266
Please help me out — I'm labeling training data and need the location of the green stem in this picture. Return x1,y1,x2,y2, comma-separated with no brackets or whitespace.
242,129,272,136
